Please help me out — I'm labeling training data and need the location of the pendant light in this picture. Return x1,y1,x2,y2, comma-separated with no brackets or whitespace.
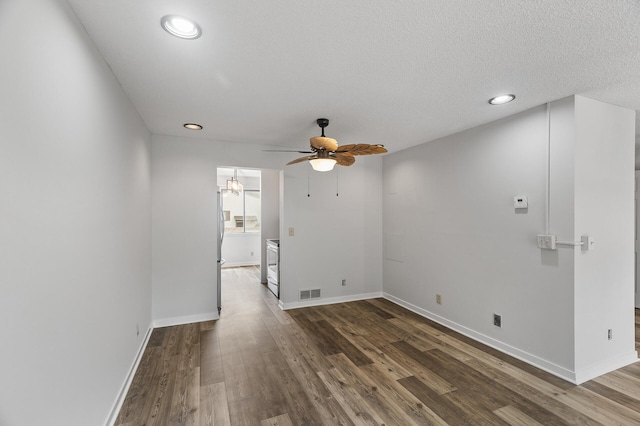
226,169,243,196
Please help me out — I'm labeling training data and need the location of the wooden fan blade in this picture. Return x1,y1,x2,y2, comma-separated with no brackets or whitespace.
334,144,387,155
286,155,316,165
333,153,356,166
310,136,338,151
263,149,314,153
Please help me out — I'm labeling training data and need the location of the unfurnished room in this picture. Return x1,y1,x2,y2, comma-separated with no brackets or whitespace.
2,1,640,425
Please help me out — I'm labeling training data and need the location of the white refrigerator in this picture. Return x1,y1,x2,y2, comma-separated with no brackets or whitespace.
216,191,224,314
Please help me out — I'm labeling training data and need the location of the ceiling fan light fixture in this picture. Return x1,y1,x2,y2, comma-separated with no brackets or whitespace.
309,158,337,172
489,94,516,105
161,15,202,39
273,117,388,170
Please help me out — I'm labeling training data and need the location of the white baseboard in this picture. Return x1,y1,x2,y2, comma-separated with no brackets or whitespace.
153,311,219,328
383,292,582,384
280,291,384,310
222,261,259,268
574,351,638,384
104,326,153,426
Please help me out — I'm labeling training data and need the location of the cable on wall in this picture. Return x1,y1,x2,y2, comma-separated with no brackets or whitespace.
545,102,551,234
538,102,592,251
557,240,584,246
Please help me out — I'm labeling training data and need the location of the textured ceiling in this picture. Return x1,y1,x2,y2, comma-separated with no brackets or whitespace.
67,0,640,153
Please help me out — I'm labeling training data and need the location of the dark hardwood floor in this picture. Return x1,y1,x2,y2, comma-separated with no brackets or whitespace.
115,266,640,425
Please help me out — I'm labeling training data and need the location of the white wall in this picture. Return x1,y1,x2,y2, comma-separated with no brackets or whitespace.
382,96,636,383
383,102,575,372
573,97,636,379
222,233,261,267
281,161,384,305
0,1,151,425
151,134,383,322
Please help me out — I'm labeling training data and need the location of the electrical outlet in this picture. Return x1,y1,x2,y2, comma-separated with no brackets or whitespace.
436,294,442,305
289,227,295,236
493,314,502,327
608,329,613,340
537,234,557,250
513,195,528,209
342,279,346,286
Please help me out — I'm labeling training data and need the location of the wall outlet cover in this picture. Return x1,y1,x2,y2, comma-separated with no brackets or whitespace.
513,195,528,209
493,313,502,327
537,234,557,250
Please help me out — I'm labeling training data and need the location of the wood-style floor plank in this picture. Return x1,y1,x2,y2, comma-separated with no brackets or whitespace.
329,352,442,425
168,365,199,425
263,316,355,425
260,413,294,426
115,266,640,425
199,382,231,426
493,405,545,426
317,367,387,425
398,375,479,425
199,326,224,386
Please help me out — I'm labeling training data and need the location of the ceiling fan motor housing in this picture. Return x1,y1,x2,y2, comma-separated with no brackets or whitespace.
310,136,338,151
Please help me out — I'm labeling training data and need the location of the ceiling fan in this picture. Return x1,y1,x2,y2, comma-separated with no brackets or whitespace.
267,118,388,171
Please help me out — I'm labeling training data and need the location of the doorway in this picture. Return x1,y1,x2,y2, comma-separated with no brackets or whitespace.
216,167,281,314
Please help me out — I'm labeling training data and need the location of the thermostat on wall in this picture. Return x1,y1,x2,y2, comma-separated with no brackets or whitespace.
513,195,528,209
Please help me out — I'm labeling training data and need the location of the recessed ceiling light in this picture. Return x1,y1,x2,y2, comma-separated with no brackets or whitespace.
489,94,516,105
161,15,202,39
184,123,203,130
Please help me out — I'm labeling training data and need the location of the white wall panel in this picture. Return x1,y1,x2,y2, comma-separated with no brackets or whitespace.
573,96,636,379
222,233,261,267
0,1,151,424
383,97,636,382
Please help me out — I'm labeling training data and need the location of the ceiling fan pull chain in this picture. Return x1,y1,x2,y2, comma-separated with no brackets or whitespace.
336,168,339,197
307,169,311,197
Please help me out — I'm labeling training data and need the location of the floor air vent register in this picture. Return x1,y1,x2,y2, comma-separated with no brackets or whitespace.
299,289,321,300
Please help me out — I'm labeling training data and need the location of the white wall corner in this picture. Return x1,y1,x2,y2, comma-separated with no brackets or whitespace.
573,96,636,377
573,352,638,385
